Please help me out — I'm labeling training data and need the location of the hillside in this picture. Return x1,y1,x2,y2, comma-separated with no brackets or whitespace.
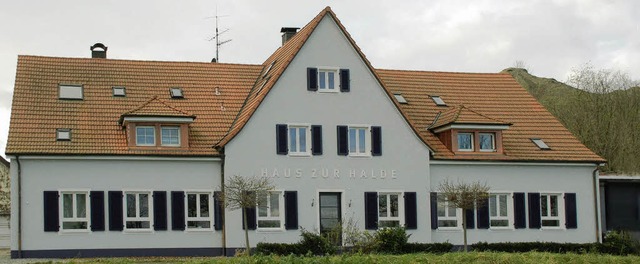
504,68,640,174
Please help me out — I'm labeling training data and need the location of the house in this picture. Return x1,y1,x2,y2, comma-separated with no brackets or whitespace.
5,7,604,258
599,174,640,240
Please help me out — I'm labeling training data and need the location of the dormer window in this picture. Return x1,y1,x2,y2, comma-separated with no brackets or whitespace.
59,85,83,100
479,133,496,152
457,132,473,151
135,126,156,146
161,126,180,146
170,87,184,98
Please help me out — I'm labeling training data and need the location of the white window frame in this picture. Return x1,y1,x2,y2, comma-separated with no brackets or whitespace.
488,192,513,229
540,193,564,229
123,190,153,232
185,190,214,231
377,192,404,228
59,190,90,232
287,124,311,156
257,190,284,231
317,67,339,93
348,125,370,157
457,132,474,152
135,126,156,146
160,126,181,147
479,133,496,152
437,193,462,230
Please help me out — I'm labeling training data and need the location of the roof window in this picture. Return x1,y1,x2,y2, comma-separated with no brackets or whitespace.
112,86,126,97
431,96,446,106
170,87,184,98
531,138,551,150
56,129,71,141
263,61,276,78
394,93,408,104
59,85,83,100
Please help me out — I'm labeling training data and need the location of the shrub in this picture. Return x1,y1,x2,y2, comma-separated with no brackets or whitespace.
298,229,337,256
599,230,640,255
472,242,600,254
375,226,409,254
256,242,301,255
403,242,453,254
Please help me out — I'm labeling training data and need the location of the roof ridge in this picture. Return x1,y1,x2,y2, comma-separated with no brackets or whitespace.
458,105,508,124
17,54,262,67
123,96,193,117
376,68,511,75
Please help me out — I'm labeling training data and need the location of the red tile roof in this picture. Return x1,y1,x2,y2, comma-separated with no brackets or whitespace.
120,96,195,123
431,105,511,129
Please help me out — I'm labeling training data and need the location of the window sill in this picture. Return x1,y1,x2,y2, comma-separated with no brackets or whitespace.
58,229,91,234
435,228,462,232
317,89,339,93
185,228,214,232
288,153,311,157
479,149,496,152
541,226,565,230
489,227,514,231
348,154,371,158
256,228,285,233
123,229,154,234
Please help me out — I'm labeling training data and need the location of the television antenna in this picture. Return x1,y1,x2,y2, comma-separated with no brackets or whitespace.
206,7,232,62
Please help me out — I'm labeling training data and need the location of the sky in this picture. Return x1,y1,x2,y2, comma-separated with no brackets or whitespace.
0,0,638,158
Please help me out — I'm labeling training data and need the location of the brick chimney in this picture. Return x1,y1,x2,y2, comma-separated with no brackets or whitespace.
90,43,107,58
280,27,300,46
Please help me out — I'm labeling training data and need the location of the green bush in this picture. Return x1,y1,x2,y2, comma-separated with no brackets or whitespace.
403,242,453,254
472,242,599,254
599,230,640,255
375,226,409,254
298,229,337,255
255,242,301,255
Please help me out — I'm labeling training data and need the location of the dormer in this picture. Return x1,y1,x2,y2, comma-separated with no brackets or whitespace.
429,105,511,154
119,96,195,149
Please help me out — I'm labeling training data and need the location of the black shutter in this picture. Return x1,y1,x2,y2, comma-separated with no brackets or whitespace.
514,193,526,229
108,191,123,231
364,192,378,230
371,126,382,156
476,198,489,229
214,191,223,231
528,193,541,229
430,192,438,230
466,209,476,229
404,192,417,229
337,126,348,156
43,191,59,232
242,208,257,230
171,191,185,231
276,124,288,155
307,67,318,91
153,191,167,231
311,125,323,155
285,191,298,230
340,69,350,92
90,191,105,231
565,193,577,229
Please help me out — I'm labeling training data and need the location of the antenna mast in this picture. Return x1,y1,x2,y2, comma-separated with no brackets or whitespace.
208,7,232,62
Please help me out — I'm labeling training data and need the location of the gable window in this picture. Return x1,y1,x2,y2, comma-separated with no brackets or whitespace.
136,126,156,146
541,193,562,227
318,69,338,91
124,191,152,230
257,191,284,229
59,84,83,100
288,125,309,155
489,193,511,228
60,191,89,231
307,68,350,92
161,126,180,146
457,133,473,151
479,133,495,152
186,192,212,230
378,193,403,228
437,194,461,229
349,127,368,156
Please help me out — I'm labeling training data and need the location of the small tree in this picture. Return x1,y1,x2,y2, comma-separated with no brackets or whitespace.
438,179,489,252
0,162,9,214
222,175,274,255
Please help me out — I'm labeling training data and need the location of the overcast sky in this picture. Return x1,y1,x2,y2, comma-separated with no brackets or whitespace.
0,0,638,158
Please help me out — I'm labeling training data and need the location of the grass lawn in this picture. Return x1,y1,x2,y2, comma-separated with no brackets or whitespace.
51,252,640,264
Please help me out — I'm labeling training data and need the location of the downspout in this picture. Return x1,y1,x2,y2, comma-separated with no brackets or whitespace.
215,147,226,256
592,165,601,243
15,156,22,258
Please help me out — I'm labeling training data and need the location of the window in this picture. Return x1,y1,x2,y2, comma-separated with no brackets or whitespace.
112,86,126,97
161,126,180,146
136,126,156,146
394,94,408,104
124,191,152,230
170,87,184,98
59,85,83,100
541,193,562,227
60,191,89,231
349,127,368,156
457,133,473,151
56,129,71,141
318,69,338,92
489,193,511,228
437,194,461,228
186,192,212,230
532,138,551,150
257,191,284,229
431,95,446,106
479,133,495,152
378,193,403,228
288,125,309,155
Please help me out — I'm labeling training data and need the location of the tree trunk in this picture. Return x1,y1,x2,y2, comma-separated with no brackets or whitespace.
243,207,251,256
462,210,468,252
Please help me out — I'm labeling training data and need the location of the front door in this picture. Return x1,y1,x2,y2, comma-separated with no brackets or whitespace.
319,192,342,243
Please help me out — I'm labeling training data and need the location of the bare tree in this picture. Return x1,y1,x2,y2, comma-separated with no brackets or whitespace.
513,60,530,72
438,179,489,252
0,162,9,214
222,175,274,255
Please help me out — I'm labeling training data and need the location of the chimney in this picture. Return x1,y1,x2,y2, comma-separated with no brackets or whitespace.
90,43,108,58
280,27,300,45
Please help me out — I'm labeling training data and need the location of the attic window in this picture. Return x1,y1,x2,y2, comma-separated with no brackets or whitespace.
170,87,184,98
263,61,276,78
431,96,446,106
394,93,408,104
255,77,270,97
56,129,71,141
59,85,83,100
112,86,126,97
531,138,551,150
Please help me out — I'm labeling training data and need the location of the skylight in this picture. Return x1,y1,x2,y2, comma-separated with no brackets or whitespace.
59,85,83,100
394,93,408,104
431,96,446,106
263,61,276,78
112,86,126,97
531,138,551,150
56,129,71,141
170,87,184,98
